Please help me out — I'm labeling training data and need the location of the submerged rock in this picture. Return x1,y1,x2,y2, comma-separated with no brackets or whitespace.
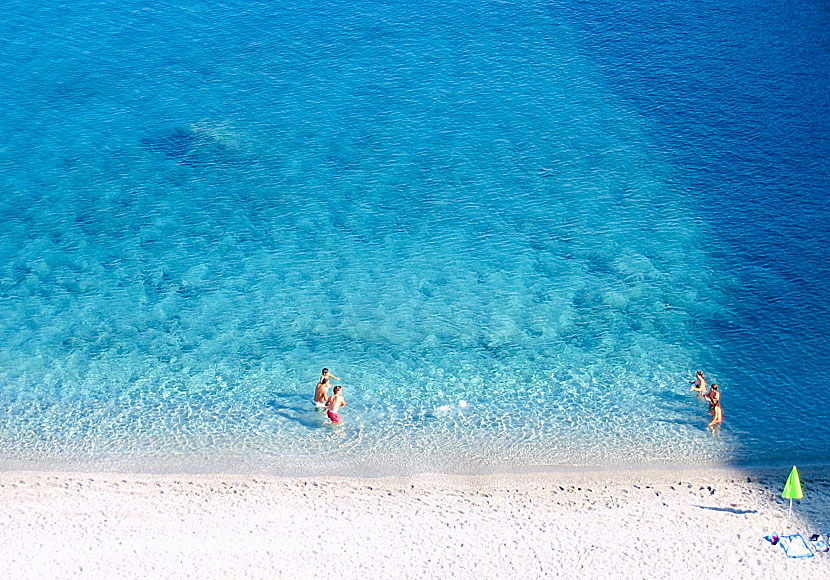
141,124,246,168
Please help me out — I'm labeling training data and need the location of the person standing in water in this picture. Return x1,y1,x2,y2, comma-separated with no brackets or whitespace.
690,370,707,395
326,385,346,424
705,383,720,408
314,368,340,408
709,399,723,429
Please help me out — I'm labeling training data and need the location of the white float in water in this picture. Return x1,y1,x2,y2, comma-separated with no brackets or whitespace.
459,400,468,408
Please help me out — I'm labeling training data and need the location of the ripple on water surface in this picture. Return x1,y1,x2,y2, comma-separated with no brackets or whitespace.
0,0,827,474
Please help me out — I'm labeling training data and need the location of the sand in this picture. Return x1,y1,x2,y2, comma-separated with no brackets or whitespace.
1,467,829,579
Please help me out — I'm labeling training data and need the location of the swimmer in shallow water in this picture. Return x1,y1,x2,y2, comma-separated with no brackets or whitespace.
314,382,329,409
690,370,707,395
705,383,720,408
326,385,346,424
709,399,723,429
314,367,341,408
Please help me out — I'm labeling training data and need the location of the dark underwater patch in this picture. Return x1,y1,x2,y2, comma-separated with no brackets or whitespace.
141,127,239,168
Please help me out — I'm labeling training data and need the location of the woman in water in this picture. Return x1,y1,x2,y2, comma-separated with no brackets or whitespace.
709,399,723,429
705,383,720,408
690,370,707,395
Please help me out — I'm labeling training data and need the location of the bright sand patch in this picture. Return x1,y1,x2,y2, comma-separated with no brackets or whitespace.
1,468,829,579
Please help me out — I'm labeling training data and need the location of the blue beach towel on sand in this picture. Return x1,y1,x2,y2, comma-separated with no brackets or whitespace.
780,534,813,558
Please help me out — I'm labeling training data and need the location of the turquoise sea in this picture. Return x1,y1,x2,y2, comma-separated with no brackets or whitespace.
0,0,828,475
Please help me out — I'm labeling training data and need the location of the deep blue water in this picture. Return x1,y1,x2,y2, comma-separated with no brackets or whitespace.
0,0,827,475
571,0,830,464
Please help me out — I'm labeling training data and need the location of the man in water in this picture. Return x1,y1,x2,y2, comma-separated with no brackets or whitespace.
326,385,346,424
314,381,329,409
314,368,340,408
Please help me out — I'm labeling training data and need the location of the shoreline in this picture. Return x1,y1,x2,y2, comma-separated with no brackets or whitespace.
3,466,829,579
3,457,830,478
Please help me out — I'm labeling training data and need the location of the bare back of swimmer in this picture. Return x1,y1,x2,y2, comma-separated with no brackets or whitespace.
314,367,341,407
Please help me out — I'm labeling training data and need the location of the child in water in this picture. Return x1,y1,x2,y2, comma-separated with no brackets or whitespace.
326,385,346,424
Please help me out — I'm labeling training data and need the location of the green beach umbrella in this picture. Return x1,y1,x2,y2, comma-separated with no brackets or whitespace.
782,465,803,516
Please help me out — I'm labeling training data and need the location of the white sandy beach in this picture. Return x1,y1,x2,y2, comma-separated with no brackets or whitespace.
1,467,828,580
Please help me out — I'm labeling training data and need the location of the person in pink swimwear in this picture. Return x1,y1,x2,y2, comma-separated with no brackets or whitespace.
326,385,346,424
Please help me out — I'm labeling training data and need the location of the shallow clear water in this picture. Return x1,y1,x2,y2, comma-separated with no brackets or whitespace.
0,0,827,475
